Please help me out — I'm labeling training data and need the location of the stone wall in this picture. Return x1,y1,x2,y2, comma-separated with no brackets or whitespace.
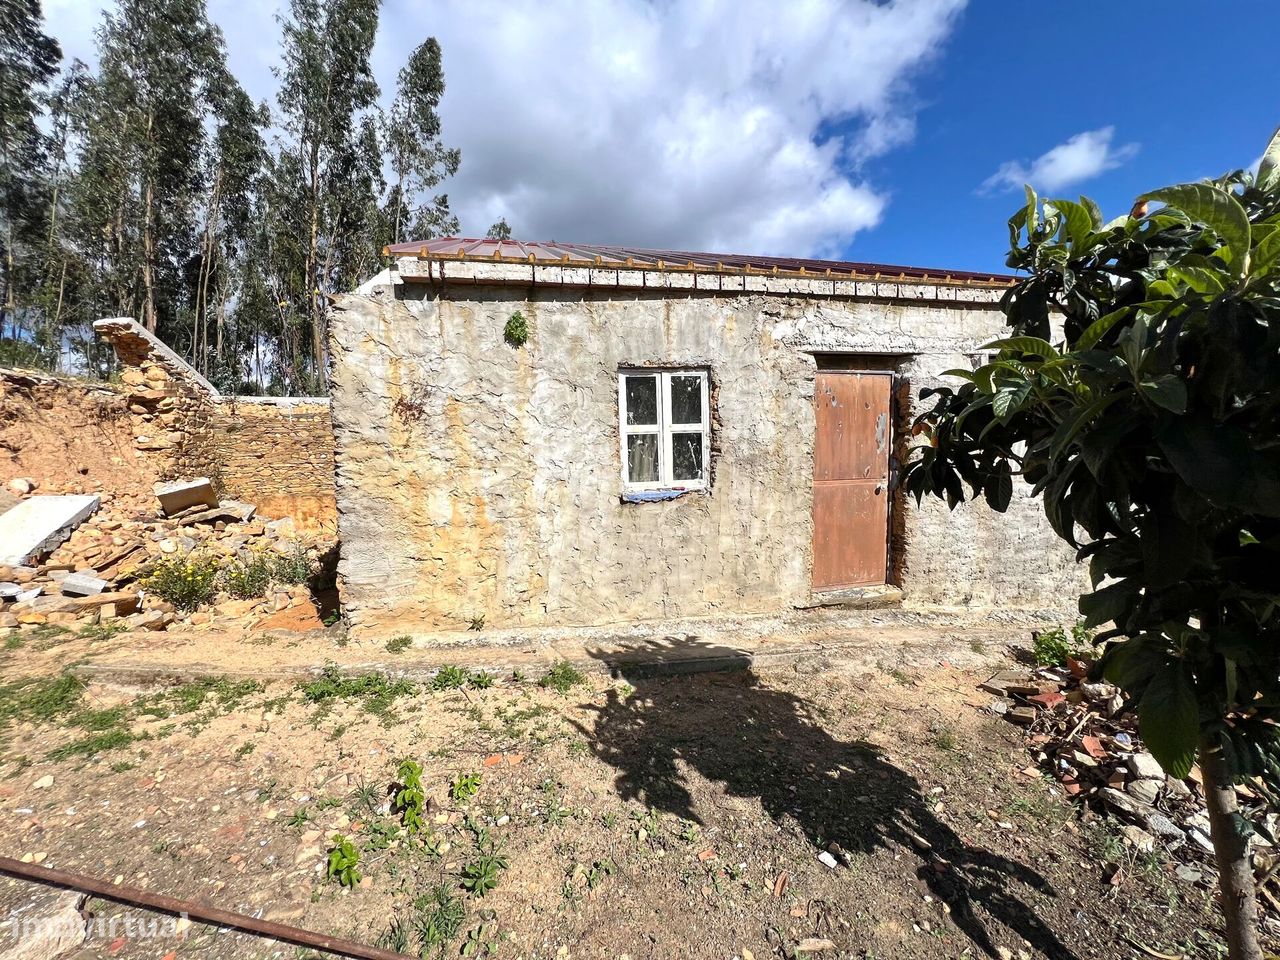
208,398,337,533
328,281,1087,641
92,318,336,534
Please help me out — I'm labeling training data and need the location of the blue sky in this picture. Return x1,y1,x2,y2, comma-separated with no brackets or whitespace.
40,0,1280,274
864,1,1280,272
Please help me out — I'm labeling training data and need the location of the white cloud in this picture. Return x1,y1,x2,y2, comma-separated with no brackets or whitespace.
39,0,968,257
981,127,1140,195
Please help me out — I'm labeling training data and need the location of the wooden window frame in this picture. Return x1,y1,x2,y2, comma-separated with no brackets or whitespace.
617,368,710,491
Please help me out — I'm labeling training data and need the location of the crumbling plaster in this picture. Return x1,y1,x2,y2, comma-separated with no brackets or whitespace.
329,279,1084,642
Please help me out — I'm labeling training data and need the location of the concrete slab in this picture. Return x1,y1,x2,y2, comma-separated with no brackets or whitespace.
0,495,100,566
154,478,217,516
69,606,1052,689
60,573,108,597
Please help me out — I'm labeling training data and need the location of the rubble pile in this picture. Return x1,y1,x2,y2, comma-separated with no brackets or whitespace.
0,475,333,636
983,662,1280,901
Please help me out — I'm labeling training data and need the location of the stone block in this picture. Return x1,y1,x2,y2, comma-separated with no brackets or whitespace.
154,477,217,516
0,495,101,566
60,572,109,597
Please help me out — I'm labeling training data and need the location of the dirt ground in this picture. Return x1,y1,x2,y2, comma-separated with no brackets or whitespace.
0,628,1257,960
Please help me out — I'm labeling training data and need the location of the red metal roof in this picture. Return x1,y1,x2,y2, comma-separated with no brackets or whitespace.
383,237,1014,286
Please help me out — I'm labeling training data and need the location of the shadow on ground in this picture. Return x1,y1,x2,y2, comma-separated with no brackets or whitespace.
577,638,1077,960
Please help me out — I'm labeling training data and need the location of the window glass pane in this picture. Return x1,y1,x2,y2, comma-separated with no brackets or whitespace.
627,433,659,482
672,431,704,481
670,374,702,424
624,375,658,425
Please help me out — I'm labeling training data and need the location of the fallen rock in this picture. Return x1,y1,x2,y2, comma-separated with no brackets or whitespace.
177,500,256,527
1127,752,1164,780
154,478,217,517
60,572,109,597
7,477,36,495
1120,824,1156,853
0,884,87,959
1126,778,1162,805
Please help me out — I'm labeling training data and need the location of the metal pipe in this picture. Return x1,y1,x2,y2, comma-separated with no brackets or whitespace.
0,856,412,960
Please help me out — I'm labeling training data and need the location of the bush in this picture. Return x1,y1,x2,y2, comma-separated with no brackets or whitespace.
270,542,314,586
1031,625,1091,667
142,554,220,611
221,552,274,599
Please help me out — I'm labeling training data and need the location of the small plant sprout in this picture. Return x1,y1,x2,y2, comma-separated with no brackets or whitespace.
460,850,508,897
394,758,426,833
385,635,411,654
468,671,494,690
326,835,361,887
451,772,482,804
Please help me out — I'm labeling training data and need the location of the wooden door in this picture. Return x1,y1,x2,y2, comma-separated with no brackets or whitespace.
812,371,892,590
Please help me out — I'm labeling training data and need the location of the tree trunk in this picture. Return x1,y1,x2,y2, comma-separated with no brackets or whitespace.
306,147,325,387
1200,737,1263,960
141,112,157,333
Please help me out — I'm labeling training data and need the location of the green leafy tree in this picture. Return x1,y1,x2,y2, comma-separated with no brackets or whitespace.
903,128,1280,960
275,0,381,388
0,0,60,351
486,218,512,241
383,37,460,246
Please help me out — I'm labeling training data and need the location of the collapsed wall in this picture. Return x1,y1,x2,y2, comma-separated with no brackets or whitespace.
0,368,157,510
58,318,339,534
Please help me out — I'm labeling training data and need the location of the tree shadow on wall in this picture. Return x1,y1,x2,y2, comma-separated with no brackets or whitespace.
573,639,1078,960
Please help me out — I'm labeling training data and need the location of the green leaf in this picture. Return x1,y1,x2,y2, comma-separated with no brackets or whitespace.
937,368,976,382
980,336,1061,358
992,381,1032,423
1139,375,1187,413
1078,579,1137,628
1258,125,1280,192
1139,664,1200,778
1140,510,1195,588
1076,307,1130,350
1252,228,1280,276
1049,197,1095,248
1140,183,1251,276
1082,196,1104,230
1024,185,1039,235
984,460,1013,512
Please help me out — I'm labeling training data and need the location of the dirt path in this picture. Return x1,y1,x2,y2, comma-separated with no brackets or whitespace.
0,640,1246,959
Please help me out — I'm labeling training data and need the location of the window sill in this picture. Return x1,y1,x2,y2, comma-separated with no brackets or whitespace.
620,487,703,504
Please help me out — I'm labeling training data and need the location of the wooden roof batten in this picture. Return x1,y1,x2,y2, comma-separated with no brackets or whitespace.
382,238,1015,289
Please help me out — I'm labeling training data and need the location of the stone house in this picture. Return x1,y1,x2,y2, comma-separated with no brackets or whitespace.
331,239,1081,641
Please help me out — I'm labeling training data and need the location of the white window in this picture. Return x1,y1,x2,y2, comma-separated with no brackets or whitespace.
618,369,710,490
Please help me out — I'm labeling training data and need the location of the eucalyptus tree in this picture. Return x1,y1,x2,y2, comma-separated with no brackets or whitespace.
275,0,381,387
69,0,223,337
194,71,268,378
903,129,1280,960
383,37,461,246
0,0,60,351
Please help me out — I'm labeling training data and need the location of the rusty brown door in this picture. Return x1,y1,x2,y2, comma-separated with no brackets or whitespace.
812,371,892,591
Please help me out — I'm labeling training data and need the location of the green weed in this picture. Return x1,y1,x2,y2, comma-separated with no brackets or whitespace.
326,835,361,887
395,759,427,833
539,661,586,694
451,772,482,804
